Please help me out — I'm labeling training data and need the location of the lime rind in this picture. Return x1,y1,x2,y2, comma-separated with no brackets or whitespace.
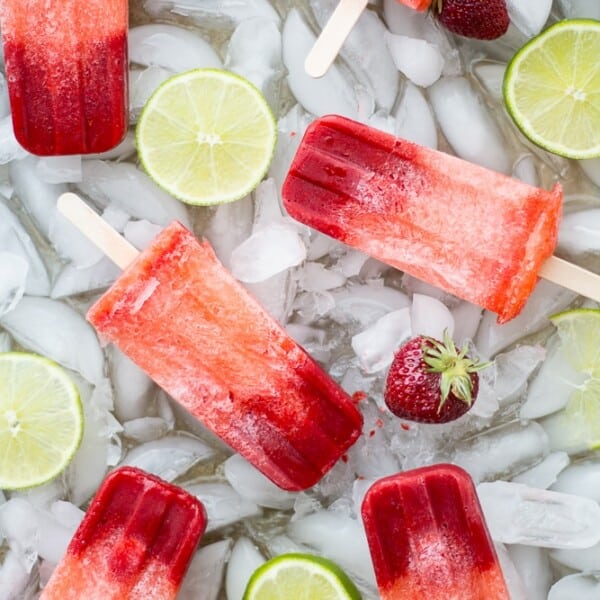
0,352,83,490
136,68,277,206
243,553,362,600
503,19,600,159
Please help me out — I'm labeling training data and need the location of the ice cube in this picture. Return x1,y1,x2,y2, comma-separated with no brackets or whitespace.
449,421,549,483
225,17,283,109
287,510,376,587
179,540,232,600
0,252,27,317
511,452,570,489
506,0,552,37
311,0,398,110
120,433,215,482
351,307,411,373
507,545,552,600
557,0,600,19
548,574,600,600
36,156,82,184
429,76,511,173
558,208,600,256
225,537,265,600
282,9,370,121
224,454,297,510
410,293,455,339
551,458,600,502
129,24,222,72
230,221,306,283
477,480,600,548
186,482,262,532
385,33,443,87
0,296,104,384
394,82,437,149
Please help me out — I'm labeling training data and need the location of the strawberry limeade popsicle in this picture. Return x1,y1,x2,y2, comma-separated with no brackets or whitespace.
282,115,563,323
41,467,206,600
86,221,363,491
362,464,509,599
0,0,128,155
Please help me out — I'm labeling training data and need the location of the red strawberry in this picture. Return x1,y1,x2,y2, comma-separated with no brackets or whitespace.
384,331,488,424
433,0,510,41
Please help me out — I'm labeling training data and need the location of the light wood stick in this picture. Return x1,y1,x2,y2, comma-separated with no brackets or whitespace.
304,0,369,78
539,255,600,303
57,192,139,270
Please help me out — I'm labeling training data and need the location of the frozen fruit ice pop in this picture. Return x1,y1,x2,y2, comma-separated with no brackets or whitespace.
0,0,128,156
282,114,563,323
86,221,363,491
40,467,206,600
361,464,510,600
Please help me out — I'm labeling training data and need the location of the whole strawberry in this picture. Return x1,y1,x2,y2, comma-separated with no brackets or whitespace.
433,0,510,41
384,331,488,423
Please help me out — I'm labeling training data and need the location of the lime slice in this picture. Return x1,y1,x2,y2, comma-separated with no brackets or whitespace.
539,309,600,454
0,353,83,490
136,68,277,206
243,553,362,600
503,19,600,159
550,308,600,374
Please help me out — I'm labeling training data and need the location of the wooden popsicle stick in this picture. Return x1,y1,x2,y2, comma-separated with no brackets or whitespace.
57,192,139,270
539,255,600,303
304,0,369,78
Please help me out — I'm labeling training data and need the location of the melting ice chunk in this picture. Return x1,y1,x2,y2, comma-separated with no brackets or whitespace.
478,480,600,548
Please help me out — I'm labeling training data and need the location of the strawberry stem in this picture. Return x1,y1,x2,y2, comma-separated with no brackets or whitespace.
421,330,490,412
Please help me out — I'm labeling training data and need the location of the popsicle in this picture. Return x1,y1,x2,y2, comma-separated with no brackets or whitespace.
361,464,510,599
58,193,363,492
0,0,128,156
304,0,431,78
281,114,600,323
41,467,206,600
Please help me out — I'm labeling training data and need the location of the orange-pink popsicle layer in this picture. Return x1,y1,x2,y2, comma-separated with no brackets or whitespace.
0,0,128,155
282,115,563,323
87,222,363,491
362,465,510,599
41,467,206,600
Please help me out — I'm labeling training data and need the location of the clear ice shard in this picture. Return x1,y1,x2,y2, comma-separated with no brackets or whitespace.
477,480,600,549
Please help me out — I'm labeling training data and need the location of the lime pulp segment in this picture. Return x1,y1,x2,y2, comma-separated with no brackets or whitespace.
0,352,83,490
136,69,277,206
243,553,362,600
503,19,600,159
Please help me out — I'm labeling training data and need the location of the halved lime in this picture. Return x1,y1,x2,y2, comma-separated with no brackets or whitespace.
539,309,600,454
503,19,600,159
0,353,83,490
136,69,277,206
243,553,362,600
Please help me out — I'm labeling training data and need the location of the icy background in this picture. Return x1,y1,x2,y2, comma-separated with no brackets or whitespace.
1,0,600,598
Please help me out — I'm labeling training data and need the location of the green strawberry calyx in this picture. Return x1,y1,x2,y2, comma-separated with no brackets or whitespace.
421,330,490,412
